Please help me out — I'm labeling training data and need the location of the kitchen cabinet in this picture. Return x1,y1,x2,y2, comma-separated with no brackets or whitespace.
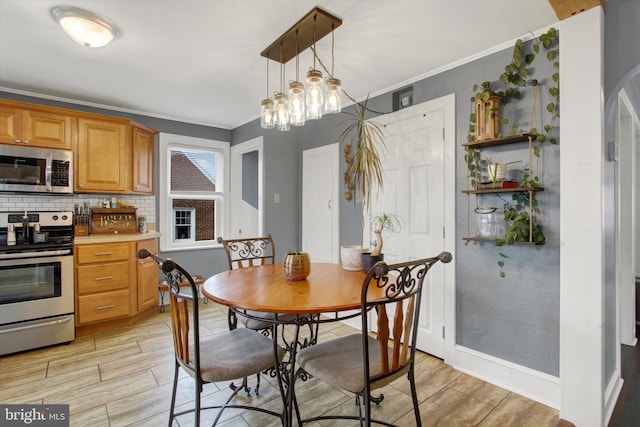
136,238,159,311
131,124,155,194
75,242,133,325
76,117,130,193
0,101,73,150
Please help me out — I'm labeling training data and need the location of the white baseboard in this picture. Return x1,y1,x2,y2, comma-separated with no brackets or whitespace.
452,345,560,409
604,370,623,426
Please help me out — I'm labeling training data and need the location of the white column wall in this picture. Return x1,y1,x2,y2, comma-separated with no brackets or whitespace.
559,7,606,426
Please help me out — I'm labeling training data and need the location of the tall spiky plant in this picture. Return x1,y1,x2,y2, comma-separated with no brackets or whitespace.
338,97,386,209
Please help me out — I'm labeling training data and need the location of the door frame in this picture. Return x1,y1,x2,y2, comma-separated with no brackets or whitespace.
363,94,456,363
230,137,264,238
302,143,340,263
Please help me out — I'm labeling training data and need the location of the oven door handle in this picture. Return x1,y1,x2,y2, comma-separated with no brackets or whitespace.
0,249,72,260
0,316,72,335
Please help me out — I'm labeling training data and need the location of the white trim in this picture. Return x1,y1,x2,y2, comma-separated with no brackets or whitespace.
302,143,340,263
453,345,560,409
605,369,624,426
158,133,230,252
559,8,606,426
231,137,264,238
617,89,638,348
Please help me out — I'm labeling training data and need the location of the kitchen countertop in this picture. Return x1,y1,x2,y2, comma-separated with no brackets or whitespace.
74,231,160,245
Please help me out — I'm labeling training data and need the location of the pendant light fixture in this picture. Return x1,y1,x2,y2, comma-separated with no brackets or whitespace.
305,15,324,120
259,7,342,131
260,56,275,129
274,46,290,132
324,24,342,114
288,30,306,126
51,6,118,48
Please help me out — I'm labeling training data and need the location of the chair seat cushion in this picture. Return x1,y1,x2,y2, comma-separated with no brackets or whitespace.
239,310,303,330
298,334,392,393
196,328,284,383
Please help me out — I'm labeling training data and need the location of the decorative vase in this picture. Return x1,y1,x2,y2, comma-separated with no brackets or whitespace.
341,245,364,271
361,252,384,273
283,252,311,280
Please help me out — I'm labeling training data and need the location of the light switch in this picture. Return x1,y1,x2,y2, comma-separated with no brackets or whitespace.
274,193,280,203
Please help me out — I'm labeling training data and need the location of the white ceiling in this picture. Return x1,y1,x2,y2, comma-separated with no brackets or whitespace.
0,1,559,129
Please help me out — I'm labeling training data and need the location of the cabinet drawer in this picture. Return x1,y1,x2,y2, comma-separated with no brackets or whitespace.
137,238,158,254
77,289,130,324
76,242,130,264
76,262,129,294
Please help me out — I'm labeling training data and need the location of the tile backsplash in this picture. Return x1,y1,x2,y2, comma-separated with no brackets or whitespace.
0,194,156,226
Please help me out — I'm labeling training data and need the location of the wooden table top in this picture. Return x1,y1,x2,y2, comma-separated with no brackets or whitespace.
202,263,376,314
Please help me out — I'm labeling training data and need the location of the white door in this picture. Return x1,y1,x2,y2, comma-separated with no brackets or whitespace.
230,137,264,238
302,144,340,262
365,98,450,358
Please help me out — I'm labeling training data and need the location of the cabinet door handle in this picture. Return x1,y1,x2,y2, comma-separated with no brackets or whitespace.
94,252,113,256
22,139,29,144
14,139,21,143
95,305,115,311
95,276,113,281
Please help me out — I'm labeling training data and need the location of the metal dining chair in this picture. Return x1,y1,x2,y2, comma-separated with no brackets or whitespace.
296,251,453,426
217,235,319,395
137,249,285,427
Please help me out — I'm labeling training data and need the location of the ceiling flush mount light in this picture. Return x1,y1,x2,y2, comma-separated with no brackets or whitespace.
51,6,118,48
260,7,342,131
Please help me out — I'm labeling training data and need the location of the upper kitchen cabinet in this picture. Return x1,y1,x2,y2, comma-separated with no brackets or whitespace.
131,123,156,194
76,117,130,193
0,100,73,150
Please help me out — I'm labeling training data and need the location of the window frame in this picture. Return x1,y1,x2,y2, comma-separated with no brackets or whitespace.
159,133,230,252
173,207,196,242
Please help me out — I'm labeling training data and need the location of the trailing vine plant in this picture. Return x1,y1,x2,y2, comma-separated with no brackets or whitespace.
464,28,559,277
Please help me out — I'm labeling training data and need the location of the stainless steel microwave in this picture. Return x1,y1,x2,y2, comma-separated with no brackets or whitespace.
0,145,73,194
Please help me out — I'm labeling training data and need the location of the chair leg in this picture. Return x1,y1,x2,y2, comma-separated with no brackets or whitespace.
168,360,179,427
195,377,202,427
408,367,422,427
255,372,261,395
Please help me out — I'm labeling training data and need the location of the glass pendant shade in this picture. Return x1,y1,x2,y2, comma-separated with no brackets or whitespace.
324,77,342,114
288,81,305,126
261,98,275,129
274,93,290,131
305,69,324,120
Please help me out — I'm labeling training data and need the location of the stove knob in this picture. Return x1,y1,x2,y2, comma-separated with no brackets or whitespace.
52,215,59,221
61,215,68,221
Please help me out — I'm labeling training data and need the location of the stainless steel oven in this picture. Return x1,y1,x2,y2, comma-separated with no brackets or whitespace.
0,211,75,355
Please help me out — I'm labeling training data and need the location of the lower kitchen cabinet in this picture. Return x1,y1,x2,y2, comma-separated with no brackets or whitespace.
75,242,132,325
74,236,160,326
136,238,159,311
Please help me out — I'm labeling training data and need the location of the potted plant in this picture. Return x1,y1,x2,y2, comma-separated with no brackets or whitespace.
338,96,388,271
361,213,402,272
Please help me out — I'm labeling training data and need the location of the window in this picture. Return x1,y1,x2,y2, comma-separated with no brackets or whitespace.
159,133,230,251
173,208,195,241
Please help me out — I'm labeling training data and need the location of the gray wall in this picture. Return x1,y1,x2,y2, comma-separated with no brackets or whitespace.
234,39,561,376
2,33,563,376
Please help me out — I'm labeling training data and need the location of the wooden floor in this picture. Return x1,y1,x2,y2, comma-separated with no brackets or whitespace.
608,325,640,427
0,301,560,426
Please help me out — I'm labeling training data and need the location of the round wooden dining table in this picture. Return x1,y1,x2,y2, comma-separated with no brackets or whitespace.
202,262,374,427
202,262,372,315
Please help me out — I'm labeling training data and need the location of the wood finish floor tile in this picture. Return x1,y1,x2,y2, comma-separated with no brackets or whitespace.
447,373,510,407
0,300,560,426
477,392,559,427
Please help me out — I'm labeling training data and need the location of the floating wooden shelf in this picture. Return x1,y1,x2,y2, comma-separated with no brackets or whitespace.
462,237,538,245
462,134,533,149
462,187,544,195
